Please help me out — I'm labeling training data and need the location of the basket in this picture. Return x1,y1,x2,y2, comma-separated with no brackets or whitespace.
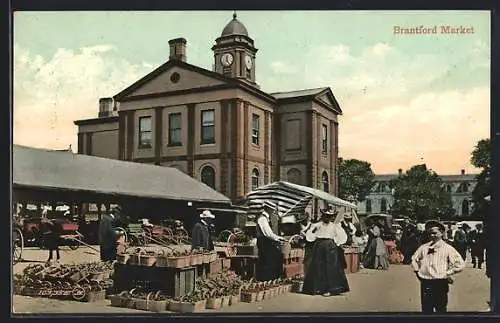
221,296,230,307
109,294,124,307
229,293,240,306
280,241,292,256
210,251,217,262
202,253,212,264
255,290,264,302
241,291,257,303
180,300,207,313
166,256,188,269
135,292,153,311
89,271,105,281
84,285,106,302
148,291,169,313
168,300,182,312
206,297,223,309
136,248,157,267
116,253,130,265
190,254,203,266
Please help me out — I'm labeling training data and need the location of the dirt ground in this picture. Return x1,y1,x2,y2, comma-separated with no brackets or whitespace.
12,245,491,314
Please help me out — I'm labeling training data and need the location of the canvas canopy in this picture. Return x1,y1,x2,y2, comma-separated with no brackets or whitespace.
245,181,358,224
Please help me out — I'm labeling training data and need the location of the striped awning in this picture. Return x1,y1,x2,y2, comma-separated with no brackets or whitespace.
245,181,357,223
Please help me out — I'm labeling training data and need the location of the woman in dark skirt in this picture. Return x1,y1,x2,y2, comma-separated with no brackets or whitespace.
302,209,350,297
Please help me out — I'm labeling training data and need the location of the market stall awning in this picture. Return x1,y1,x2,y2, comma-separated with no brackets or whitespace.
245,181,357,223
13,145,231,205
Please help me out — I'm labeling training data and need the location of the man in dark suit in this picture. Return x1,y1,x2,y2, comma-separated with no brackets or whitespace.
99,205,120,262
191,210,215,251
453,224,468,261
469,223,485,269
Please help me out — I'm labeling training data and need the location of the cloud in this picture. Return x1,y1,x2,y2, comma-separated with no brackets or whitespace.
339,87,490,174
13,44,153,149
270,60,299,75
262,41,490,174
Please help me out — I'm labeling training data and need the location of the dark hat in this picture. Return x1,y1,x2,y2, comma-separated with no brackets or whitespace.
425,220,446,232
320,208,337,217
111,205,122,214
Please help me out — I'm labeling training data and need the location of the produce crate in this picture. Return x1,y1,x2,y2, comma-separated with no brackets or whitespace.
343,247,360,274
113,263,196,298
209,259,223,276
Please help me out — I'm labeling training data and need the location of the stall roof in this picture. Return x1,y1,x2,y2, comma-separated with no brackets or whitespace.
245,181,357,223
13,145,231,204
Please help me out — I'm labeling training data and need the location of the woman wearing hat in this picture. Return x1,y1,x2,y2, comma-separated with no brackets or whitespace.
256,200,287,281
302,208,350,297
191,210,215,251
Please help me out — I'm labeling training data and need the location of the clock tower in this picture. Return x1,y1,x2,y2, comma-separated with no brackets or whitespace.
212,13,258,87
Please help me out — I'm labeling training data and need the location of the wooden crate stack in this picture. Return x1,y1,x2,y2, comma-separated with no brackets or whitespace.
282,248,304,278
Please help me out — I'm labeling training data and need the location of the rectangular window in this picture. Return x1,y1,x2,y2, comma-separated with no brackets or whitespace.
285,119,301,150
138,116,152,149
168,113,182,146
201,109,215,144
251,114,260,146
322,124,328,154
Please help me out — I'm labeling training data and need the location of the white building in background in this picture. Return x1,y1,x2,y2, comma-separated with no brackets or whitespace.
357,169,478,218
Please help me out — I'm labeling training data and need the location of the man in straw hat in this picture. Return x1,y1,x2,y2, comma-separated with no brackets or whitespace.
256,200,287,281
302,207,350,297
411,220,465,313
191,209,215,251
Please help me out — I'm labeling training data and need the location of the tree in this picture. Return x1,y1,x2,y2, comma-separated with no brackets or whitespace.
470,138,491,218
337,158,375,202
390,164,453,222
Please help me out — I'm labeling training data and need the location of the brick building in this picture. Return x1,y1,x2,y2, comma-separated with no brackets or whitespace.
74,14,343,203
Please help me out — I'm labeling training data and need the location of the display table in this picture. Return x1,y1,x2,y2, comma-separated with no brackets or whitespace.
343,246,360,274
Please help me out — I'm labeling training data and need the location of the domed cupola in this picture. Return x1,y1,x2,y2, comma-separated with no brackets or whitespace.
221,12,249,37
212,12,258,87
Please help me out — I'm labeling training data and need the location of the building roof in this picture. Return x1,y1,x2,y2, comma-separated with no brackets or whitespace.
13,145,231,204
271,87,329,100
221,13,249,37
374,173,478,182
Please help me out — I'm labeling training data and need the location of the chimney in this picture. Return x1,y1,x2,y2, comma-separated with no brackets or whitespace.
168,38,187,62
461,169,465,175
398,168,403,176
98,97,115,118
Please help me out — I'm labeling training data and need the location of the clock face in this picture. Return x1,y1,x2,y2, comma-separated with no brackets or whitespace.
221,53,234,67
245,55,253,70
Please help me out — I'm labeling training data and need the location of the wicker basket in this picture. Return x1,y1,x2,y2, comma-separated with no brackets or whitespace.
166,256,188,269
180,300,207,313
116,253,130,265
206,297,223,309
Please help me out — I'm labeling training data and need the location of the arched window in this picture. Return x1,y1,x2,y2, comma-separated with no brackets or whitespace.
462,199,470,216
201,166,216,189
251,168,260,191
366,199,372,213
322,171,329,193
286,168,301,185
380,198,387,213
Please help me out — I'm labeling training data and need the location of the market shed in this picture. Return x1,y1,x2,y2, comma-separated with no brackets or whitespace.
13,144,230,205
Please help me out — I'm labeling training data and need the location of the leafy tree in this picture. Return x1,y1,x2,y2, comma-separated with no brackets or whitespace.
389,164,453,222
337,158,375,202
470,138,491,218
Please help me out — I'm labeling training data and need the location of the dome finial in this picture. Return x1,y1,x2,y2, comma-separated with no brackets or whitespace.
233,11,237,19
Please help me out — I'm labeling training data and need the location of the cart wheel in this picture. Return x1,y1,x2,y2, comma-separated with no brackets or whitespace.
69,239,80,250
72,286,87,301
13,228,24,264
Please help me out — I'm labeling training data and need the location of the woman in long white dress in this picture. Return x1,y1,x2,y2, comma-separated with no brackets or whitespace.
302,209,350,297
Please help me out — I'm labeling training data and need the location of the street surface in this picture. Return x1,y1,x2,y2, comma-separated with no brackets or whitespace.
12,246,490,314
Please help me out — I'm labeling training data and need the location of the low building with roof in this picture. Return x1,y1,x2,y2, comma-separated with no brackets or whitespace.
356,169,479,218
74,13,343,208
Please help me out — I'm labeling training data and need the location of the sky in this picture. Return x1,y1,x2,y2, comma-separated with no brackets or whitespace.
13,11,490,175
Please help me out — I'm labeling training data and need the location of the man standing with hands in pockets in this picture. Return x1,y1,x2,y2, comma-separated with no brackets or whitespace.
411,220,465,313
